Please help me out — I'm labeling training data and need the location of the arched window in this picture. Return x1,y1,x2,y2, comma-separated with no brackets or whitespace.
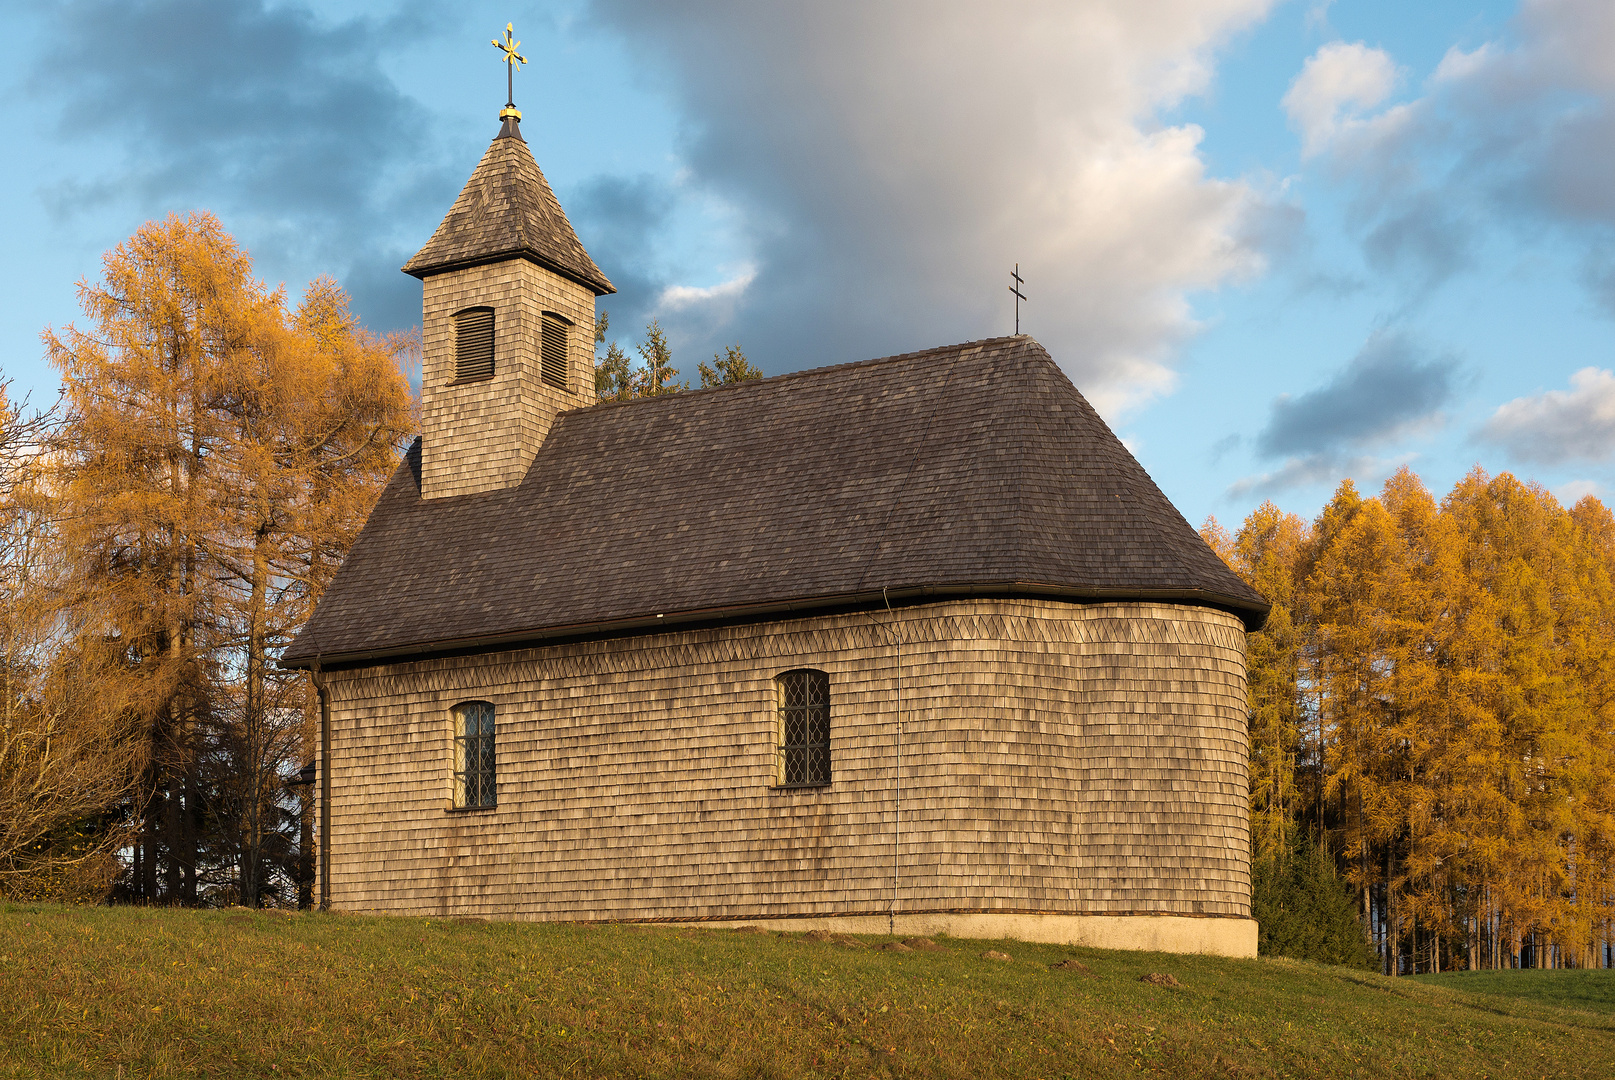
540,311,570,390
776,669,830,787
453,307,495,382
452,701,496,808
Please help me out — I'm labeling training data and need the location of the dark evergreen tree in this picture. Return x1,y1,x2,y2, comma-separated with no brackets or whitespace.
1253,830,1378,969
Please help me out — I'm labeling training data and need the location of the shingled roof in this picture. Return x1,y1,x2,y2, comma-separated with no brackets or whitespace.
283,336,1266,666
401,119,614,294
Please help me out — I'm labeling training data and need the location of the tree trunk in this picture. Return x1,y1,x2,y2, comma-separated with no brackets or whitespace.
162,779,179,902
298,783,313,910
241,524,272,908
1386,845,1399,976
139,776,158,901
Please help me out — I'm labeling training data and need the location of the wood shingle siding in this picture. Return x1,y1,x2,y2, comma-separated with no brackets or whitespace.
318,599,1250,927
296,104,1267,956
416,260,596,500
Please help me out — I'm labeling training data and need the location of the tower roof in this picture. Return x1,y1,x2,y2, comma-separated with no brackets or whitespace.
284,336,1267,667
402,122,615,294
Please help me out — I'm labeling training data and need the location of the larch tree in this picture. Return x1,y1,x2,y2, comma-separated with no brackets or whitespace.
47,213,267,903
1230,464,1615,971
0,381,144,897
43,213,412,907
1233,503,1309,866
211,277,413,905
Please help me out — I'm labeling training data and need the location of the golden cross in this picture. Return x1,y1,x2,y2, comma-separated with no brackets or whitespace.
492,22,527,117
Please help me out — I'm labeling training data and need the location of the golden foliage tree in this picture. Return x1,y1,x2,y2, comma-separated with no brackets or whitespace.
43,213,412,906
1218,466,1615,970
0,382,144,897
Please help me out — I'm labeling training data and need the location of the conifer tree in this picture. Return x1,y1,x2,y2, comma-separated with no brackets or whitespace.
0,382,144,897
1233,503,1308,865
1229,465,1615,970
635,320,683,397
43,213,411,906
699,344,762,387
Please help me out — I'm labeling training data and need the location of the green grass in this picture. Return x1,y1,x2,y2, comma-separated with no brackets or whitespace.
1412,968,1615,1017
2,903,1612,1079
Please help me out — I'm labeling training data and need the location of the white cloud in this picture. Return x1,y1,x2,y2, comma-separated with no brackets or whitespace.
1430,43,1496,85
1283,41,1404,157
1555,478,1608,506
1479,367,1615,464
655,267,757,315
591,0,1280,416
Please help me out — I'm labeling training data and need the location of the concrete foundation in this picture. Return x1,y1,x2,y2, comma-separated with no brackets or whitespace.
681,912,1258,958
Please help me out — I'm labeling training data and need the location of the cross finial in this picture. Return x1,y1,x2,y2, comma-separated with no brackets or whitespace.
492,22,527,121
1009,264,1027,335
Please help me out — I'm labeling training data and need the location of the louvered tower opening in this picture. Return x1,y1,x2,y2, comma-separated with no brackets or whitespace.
453,307,495,382
540,313,570,390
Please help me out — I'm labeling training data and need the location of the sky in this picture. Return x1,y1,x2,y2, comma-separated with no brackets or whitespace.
2,0,1613,531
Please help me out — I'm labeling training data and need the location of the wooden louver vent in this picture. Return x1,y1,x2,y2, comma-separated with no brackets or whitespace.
453,307,495,382
540,314,569,390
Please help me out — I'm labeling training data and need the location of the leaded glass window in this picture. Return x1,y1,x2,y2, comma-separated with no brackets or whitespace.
452,701,496,809
777,669,830,787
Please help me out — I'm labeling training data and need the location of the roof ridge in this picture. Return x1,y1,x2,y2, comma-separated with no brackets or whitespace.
580,334,1042,417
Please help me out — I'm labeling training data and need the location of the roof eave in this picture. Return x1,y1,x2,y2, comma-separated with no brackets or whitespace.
279,580,1270,670
400,248,616,295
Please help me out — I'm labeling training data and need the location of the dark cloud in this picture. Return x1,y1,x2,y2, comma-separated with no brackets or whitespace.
1292,7,1615,310
30,0,456,332
1256,330,1457,458
564,173,676,335
1361,196,1472,288
1225,451,1386,500
1586,251,1615,321
1528,107,1615,223
1208,433,1242,464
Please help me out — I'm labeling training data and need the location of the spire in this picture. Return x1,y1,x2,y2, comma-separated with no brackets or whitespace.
401,23,614,294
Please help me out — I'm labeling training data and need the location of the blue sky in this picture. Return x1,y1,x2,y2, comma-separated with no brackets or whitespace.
2,0,1613,531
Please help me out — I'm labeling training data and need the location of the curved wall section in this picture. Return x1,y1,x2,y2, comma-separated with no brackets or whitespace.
320,599,1250,951
893,603,1251,919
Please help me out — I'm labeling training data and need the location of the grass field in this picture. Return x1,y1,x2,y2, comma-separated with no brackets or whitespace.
2,902,1612,1079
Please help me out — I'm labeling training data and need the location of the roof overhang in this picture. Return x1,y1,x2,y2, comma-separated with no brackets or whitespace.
401,248,616,295
279,580,1270,671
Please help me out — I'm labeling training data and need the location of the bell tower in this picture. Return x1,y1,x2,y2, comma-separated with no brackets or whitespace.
404,24,614,500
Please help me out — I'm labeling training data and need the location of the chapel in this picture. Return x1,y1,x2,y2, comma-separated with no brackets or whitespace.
282,78,1270,956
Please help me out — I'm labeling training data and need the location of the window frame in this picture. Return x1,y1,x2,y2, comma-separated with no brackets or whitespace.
774,669,831,789
450,700,497,811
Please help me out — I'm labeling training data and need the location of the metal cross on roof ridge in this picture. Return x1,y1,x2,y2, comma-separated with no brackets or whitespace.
1009,264,1027,335
493,22,527,120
